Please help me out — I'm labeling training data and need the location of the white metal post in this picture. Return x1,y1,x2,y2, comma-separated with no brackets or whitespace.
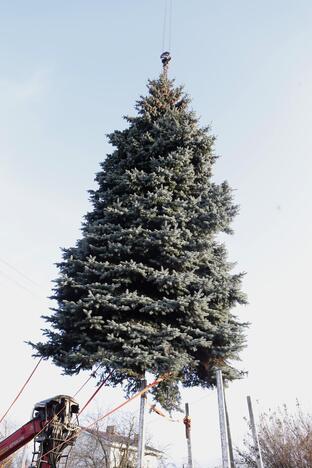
137,378,147,468
184,403,194,468
216,370,230,468
247,396,264,468
224,390,235,468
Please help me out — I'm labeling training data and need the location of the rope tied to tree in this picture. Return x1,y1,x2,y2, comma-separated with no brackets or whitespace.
78,370,114,416
0,357,43,426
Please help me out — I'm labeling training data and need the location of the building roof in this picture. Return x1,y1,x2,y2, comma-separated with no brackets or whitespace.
83,427,163,456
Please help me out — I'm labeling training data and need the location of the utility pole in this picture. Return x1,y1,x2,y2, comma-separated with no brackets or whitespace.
247,396,264,468
224,391,235,468
184,403,193,468
137,377,147,468
216,370,230,468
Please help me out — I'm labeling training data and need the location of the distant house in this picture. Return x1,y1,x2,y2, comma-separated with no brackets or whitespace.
68,424,163,468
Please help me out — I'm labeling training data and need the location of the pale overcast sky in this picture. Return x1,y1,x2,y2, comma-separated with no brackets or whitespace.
1,1,312,466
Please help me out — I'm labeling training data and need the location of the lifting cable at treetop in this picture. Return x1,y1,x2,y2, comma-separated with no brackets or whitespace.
162,0,173,53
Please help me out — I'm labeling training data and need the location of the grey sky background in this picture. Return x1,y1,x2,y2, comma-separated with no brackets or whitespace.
1,1,312,466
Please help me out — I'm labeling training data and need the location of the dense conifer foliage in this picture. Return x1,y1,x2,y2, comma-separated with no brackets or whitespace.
33,72,247,410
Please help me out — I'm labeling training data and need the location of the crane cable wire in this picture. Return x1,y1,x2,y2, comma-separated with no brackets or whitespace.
168,0,173,52
162,0,173,53
0,357,43,426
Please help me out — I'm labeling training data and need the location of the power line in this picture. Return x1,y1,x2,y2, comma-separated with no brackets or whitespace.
0,257,42,289
0,268,42,299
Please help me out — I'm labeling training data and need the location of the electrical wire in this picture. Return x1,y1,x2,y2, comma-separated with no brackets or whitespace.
0,257,42,289
0,268,42,299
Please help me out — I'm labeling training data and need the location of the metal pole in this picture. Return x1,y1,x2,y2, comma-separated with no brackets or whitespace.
216,370,230,468
247,396,264,468
184,403,194,468
224,391,235,468
137,378,147,468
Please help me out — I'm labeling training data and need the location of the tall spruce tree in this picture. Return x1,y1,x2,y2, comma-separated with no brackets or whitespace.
33,60,247,410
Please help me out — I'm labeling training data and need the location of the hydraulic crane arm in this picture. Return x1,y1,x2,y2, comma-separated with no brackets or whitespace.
0,395,79,468
0,417,43,461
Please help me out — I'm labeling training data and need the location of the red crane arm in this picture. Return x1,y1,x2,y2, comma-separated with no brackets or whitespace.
0,417,43,462
0,395,79,467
